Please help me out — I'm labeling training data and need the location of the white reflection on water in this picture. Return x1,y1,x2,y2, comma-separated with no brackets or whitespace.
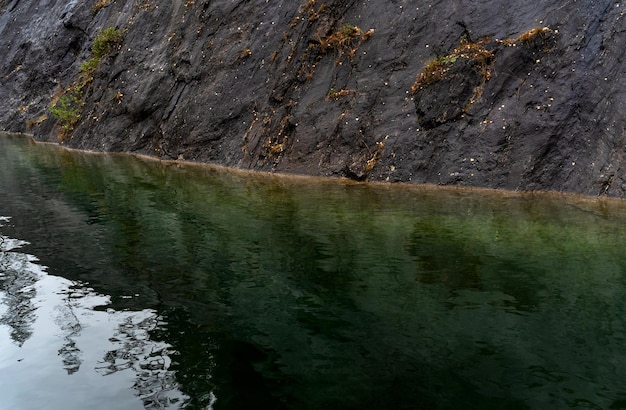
0,217,192,410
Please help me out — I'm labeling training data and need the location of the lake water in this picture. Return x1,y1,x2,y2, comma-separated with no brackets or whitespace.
2,134,626,409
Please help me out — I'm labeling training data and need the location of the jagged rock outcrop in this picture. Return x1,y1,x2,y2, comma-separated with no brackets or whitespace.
1,0,625,196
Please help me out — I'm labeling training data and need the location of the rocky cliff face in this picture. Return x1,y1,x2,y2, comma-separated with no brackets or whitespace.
1,0,625,197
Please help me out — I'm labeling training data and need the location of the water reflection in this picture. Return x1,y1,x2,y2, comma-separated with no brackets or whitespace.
4,134,626,408
0,217,190,409
0,216,38,345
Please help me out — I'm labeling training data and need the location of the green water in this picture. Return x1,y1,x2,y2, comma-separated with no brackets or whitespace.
1,134,626,409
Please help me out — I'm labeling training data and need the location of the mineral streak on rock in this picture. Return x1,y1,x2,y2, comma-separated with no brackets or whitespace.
1,0,625,197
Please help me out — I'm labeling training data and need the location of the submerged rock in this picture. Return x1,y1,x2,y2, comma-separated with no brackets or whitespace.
0,0,625,197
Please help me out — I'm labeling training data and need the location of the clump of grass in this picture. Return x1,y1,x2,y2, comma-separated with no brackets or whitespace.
338,23,360,37
411,37,494,93
92,27,123,59
411,57,453,92
80,27,122,76
317,24,373,55
319,24,360,52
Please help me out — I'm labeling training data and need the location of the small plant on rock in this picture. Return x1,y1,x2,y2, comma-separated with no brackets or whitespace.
316,23,373,58
92,27,123,60
49,93,81,140
79,58,99,76
80,27,122,77
319,24,361,52
49,26,122,140
411,37,494,93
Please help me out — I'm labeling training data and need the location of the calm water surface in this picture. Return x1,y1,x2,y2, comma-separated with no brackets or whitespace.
2,134,626,409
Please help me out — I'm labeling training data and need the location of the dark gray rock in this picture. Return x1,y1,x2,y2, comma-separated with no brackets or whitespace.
1,0,625,197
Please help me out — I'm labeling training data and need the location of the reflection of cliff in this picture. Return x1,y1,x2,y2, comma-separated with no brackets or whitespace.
0,217,40,346
55,285,98,374
0,216,192,409
96,311,192,408
48,282,193,407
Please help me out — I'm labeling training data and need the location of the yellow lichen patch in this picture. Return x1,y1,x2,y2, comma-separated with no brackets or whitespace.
26,114,48,130
326,88,356,100
263,114,293,160
92,0,111,14
499,27,555,47
519,27,550,43
240,48,252,58
266,136,288,156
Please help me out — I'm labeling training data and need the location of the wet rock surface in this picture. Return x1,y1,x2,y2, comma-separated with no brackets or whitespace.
1,0,625,197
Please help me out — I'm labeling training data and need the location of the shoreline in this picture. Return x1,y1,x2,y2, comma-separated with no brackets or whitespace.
4,132,624,207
